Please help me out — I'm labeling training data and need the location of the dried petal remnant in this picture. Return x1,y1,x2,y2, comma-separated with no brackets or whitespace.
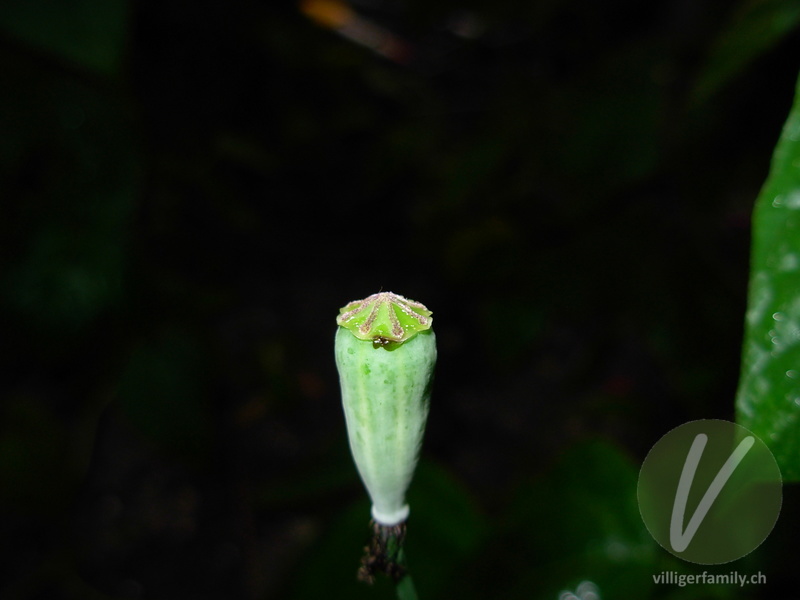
336,292,432,343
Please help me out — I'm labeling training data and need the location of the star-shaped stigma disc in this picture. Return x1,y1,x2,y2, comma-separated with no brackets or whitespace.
336,292,432,343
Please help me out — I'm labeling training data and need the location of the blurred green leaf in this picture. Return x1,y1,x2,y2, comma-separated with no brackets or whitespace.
0,0,129,74
403,460,488,596
693,0,800,102
291,460,486,600
291,494,395,600
736,70,800,481
500,440,658,600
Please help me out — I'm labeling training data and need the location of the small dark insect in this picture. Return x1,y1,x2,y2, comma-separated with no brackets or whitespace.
372,336,392,348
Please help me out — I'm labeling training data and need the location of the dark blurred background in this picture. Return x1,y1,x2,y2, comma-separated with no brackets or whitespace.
2,0,799,598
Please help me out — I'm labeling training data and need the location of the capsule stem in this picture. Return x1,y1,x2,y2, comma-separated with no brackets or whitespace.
357,520,409,585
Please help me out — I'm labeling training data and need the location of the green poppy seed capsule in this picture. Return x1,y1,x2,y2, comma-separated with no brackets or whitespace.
335,292,436,526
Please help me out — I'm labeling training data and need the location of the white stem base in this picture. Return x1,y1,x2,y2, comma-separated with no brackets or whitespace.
371,503,409,526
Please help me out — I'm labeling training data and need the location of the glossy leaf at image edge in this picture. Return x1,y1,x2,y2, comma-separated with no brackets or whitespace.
736,71,800,481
